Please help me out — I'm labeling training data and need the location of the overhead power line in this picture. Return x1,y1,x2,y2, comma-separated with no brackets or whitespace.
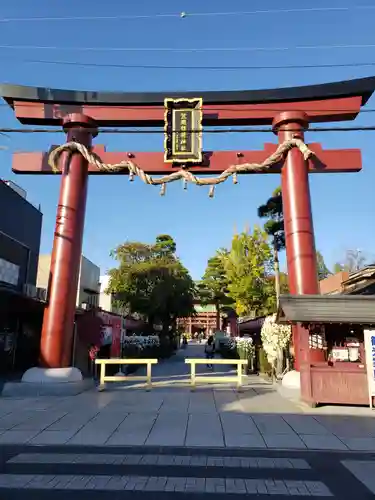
1,43,375,53
5,58,375,71
1,126,375,134
0,5,374,22
2,103,375,113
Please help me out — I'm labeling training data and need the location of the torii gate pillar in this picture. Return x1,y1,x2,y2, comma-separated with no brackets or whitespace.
273,111,320,371
40,114,97,368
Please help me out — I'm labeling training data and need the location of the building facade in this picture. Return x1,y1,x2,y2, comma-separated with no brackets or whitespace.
178,304,222,337
0,180,43,375
0,180,42,291
37,255,100,308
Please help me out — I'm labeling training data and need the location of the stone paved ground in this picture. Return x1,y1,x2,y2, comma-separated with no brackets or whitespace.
0,343,374,451
1,343,375,495
0,445,374,498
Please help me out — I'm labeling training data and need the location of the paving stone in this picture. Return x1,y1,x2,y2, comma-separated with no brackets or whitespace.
283,415,331,435
342,460,375,495
185,477,206,491
300,434,347,450
185,413,224,446
144,476,168,491
226,478,247,493
225,432,266,448
253,415,295,435
26,475,58,489
63,475,93,490
125,476,149,491
341,437,375,451
84,475,112,490
285,480,311,496
0,474,35,488
29,430,78,445
13,411,68,431
8,452,312,471
190,455,207,466
165,477,187,492
305,480,334,496
0,473,336,495
145,413,187,446
205,477,225,493
0,430,39,444
265,479,289,495
245,479,268,494
263,433,306,449
105,476,130,490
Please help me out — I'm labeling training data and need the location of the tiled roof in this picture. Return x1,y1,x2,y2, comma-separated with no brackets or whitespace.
277,294,375,325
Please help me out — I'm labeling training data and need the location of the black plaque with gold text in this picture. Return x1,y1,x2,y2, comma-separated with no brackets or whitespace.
164,98,203,163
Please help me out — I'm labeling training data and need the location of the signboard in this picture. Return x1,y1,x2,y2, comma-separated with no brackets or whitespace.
164,98,203,163
364,329,375,409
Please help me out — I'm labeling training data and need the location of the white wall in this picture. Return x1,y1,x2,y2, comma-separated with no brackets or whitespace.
77,256,100,308
99,274,113,312
37,254,100,308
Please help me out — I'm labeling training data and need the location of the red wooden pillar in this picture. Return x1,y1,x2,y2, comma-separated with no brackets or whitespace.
40,114,97,368
273,111,323,371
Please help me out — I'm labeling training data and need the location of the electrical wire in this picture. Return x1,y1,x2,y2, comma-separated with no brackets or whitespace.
0,5,374,22
4,58,375,71
1,126,375,134
1,43,375,53
2,103,375,113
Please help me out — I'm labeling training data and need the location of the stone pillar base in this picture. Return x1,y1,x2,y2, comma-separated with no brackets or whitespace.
281,369,301,390
1,367,94,397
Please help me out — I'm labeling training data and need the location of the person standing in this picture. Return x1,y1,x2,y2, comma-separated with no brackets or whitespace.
205,336,215,369
88,344,99,379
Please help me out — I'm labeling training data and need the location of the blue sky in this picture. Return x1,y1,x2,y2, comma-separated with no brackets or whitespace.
1,0,375,279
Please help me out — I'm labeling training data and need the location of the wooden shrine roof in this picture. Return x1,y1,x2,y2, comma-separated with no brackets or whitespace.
1,76,375,106
276,294,375,325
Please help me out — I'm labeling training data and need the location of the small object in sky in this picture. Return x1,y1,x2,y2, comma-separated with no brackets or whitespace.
180,12,187,18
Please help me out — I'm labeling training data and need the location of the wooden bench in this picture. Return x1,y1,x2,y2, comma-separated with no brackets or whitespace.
95,358,158,391
185,358,248,391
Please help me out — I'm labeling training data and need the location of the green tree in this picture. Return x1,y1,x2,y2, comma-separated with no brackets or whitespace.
154,234,177,257
258,186,285,251
258,187,285,301
107,235,195,339
258,186,331,285
198,252,233,330
223,227,274,317
316,251,331,280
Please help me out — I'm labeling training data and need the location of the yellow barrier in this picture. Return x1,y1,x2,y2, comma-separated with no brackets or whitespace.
185,358,248,391
95,358,158,391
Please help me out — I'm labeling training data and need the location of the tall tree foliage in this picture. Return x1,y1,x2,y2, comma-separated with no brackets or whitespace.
316,251,331,280
198,251,232,329
258,185,331,285
223,227,274,317
107,235,195,335
257,187,285,300
258,186,285,251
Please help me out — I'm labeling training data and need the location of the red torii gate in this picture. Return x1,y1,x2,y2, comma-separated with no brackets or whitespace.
1,77,374,377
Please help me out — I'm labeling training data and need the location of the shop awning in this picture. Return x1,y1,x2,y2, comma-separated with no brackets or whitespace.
276,294,375,325
238,316,266,334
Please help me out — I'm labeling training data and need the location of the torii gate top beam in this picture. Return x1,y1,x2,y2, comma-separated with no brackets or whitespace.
1,76,375,126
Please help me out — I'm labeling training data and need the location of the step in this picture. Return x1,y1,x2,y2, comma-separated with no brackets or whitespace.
0,450,335,497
